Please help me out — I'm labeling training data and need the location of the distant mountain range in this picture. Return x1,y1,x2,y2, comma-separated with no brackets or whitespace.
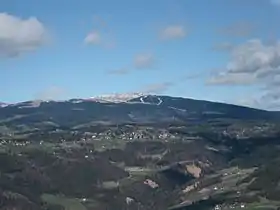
0,95,279,133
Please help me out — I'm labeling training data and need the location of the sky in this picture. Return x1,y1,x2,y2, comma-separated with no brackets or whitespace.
1,0,280,110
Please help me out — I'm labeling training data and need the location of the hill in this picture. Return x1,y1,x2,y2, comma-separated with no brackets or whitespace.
0,95,278,134
1,95,280,209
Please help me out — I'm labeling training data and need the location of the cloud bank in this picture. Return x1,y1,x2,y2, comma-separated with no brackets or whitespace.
208,39,280,110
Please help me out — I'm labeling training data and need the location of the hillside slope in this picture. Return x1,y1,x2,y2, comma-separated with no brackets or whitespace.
0,95,278,133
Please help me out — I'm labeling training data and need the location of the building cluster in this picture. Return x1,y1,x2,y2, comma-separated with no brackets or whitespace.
214,203,245,210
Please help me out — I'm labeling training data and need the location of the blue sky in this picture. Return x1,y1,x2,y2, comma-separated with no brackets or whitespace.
1,0,280,109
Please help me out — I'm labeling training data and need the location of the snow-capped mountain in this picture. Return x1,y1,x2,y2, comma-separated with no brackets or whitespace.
0,93,146,108
0,102,8,107
89,93,145,103
1,95,279,132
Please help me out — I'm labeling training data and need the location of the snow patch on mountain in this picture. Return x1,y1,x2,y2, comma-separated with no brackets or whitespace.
89,93,145,103
9,100,45,108
0,93,157,107
132,95,164,106
0,102,8,107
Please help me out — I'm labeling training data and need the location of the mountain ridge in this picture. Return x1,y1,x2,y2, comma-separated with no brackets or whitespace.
0,95,279,135
0,94,269,111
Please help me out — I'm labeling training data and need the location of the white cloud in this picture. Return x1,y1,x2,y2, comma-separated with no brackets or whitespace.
258,76,280,109
84,30,116,48
134,53,155,69
235,89,280,111
208,39,280,110
208,39,280,85
84,16,116,47
235,97,261,109
263,75,280,89
84,31,101,45
160,25,186,40
0,13,47,57
35,86,66,100
262,95,280,110
207,72,256,85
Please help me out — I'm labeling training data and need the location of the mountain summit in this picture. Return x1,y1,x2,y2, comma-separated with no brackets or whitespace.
89,93,145,103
